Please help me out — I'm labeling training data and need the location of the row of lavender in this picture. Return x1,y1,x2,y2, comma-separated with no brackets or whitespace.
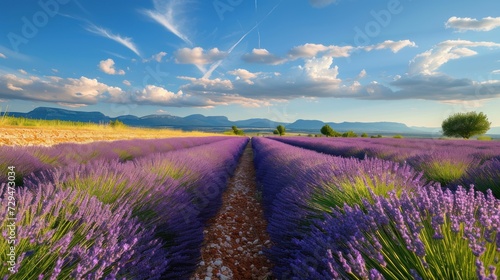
0,136,228,186
270,136,500,197
1,137,248,279
253,137,500,279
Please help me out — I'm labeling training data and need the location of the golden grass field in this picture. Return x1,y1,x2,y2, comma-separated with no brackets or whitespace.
0,116,221,146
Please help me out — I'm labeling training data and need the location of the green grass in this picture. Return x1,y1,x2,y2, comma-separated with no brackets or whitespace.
419,160,469,186
0,115,110,128
308,174,409,214
477,135,492,141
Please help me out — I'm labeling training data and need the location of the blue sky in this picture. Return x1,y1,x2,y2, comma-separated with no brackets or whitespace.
1,0,500,127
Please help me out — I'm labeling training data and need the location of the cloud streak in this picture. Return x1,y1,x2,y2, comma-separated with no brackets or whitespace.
142,0,193,45
86,24,141,57
445,16,500,32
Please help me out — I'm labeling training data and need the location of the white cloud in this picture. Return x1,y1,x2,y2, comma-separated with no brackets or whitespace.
122,80,132,86
141,0,193,45
99,59,125,75
492,70,500,75
445,16,500,32
7,83,23,91
175,47,227,65
409,40,500,75
302,56,341,84
356,69,367,79
178,76,234,91
309,0,338,8
134,85,184,105
156,109,169,114
390,74,500,101
227,69,260,84
18,69,28,75
288,43,353,59
153,51,167,62
241,48,286,65
86,24,141,57
0,73,124,106
364,40,417,53
0,53,6,59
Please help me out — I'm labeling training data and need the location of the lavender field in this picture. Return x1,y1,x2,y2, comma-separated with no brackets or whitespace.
254,137,500,279
1,137,248,279
1,136,500,279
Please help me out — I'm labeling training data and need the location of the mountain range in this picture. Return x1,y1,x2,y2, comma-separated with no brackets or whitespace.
5,107,500,135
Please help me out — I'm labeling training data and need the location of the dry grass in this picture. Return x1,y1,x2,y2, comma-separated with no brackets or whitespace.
0,116,221,146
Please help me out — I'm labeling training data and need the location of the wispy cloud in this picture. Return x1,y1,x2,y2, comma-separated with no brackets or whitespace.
445,16,500,32
0,53,6,59
141,0,193,46
86,24,141,57
363,40,417,53
409,40,500,75
309,0,338,8
175,47,227,65
203,2,281,79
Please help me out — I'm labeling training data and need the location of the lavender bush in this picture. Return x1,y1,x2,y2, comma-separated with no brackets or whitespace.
252,137,428,278
291,186,500,280
0,183,168,279
462,159,500,199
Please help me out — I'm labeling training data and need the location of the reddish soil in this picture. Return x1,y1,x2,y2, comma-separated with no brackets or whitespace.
191,141,273,280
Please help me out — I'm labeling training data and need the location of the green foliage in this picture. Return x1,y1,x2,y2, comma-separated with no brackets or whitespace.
109,119,127,128
442,111,491,139
361,132,368,138
320,124,341,137
477,135,492,141
341,130,358,137
371,134,383,138
276,125,286,136
273,129,279,135
231,125,244,135
393,134,404,139
418,160,470,186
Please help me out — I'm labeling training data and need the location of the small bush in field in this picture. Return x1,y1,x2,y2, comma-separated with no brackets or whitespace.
393,134,403,139
109,119,126,128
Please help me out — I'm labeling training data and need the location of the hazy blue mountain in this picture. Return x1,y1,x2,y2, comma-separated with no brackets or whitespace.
234,118,283,128
5,107,458,134
9,107,110,123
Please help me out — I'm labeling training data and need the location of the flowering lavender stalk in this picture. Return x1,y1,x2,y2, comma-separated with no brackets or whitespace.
294,186,500,279
0,183,168,279
461,159,500,198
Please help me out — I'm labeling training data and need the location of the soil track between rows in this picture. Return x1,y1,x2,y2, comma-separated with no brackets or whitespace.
191,140,272,280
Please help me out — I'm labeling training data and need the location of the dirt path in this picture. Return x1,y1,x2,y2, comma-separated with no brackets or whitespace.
191,141,272,280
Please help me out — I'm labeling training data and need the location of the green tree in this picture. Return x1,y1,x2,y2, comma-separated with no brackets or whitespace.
320,124,340,137
361,132,368,138
442,111,491,139
276,125,286,136
273,129,279,135
342,130,358,137
231,125,244,135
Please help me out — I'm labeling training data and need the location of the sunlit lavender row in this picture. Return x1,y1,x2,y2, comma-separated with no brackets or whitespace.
0,137,248,279
0,136,227,186
271,136,500,197
253,137,500,279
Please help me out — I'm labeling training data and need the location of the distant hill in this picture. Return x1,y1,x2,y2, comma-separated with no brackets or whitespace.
6,106,498,135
